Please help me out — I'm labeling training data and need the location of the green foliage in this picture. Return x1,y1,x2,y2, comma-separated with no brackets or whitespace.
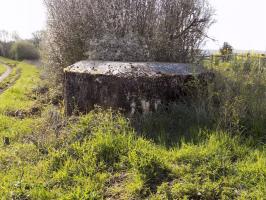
10,41,39,60
220,42,233,61
0,41,13,58
207,54,266,139
1,106,265,199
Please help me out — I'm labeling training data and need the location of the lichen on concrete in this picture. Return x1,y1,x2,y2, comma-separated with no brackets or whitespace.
64,61,206,77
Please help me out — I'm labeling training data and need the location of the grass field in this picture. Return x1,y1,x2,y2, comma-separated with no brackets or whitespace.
0,56,265,199
0,57,21,90
0,57,40,152
0,64,7,76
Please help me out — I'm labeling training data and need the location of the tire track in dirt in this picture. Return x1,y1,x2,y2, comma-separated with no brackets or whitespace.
0,61,20,95
0,62,12,83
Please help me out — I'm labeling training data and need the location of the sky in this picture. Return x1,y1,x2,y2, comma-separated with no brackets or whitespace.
0,0,265,51
0,0,46,39
206,0,266,51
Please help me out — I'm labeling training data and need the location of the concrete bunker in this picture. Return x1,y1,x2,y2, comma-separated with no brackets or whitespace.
64,61,212,115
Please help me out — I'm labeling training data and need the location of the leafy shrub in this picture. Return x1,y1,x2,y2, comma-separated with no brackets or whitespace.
220,42,233,61
10,41,39,60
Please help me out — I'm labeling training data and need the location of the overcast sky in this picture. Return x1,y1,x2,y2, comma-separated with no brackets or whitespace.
206,0,266,51
0,0,46,39
0,0,266,51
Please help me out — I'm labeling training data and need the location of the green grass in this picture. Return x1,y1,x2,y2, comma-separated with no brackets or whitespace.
0,56,19,65
0,58,41,199
0,57,21,90
0,56,265,199
1,109,265,199
0,57,40,143
134,54,266,146
0,64,7,76
0,62,40,112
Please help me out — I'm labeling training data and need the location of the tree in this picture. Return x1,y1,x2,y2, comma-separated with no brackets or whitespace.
0,30,13,57
11,31,21,41
10,41,40,60
44,0,214,84
0,43,3,56
220,42,233,61
0,30,11,43
32,30,45,48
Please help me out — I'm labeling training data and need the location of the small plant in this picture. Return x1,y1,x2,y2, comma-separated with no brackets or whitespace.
220,42,233,61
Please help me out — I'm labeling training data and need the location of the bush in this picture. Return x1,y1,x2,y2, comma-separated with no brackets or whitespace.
86,33,151,62
43,0,214,84
10,41,39,60
0,41,13,58
220,42,233,61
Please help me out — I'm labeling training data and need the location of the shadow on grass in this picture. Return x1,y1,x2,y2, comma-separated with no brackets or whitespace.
130,101,213,147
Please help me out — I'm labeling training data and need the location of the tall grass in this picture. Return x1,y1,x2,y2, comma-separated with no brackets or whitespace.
134,54,266,146
0,57,40,142
206,54,266,139
1,109,265,199
0,59,40,112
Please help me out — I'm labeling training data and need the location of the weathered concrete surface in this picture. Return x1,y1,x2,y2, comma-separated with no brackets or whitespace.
64,61,213,115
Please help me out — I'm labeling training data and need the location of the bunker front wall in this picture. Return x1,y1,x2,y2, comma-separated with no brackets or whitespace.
64,71,211,115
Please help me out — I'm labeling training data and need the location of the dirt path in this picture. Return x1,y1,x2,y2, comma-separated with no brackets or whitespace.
0,62,12,83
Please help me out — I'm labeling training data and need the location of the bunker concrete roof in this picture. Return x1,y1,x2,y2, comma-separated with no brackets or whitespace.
65,60,206,77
